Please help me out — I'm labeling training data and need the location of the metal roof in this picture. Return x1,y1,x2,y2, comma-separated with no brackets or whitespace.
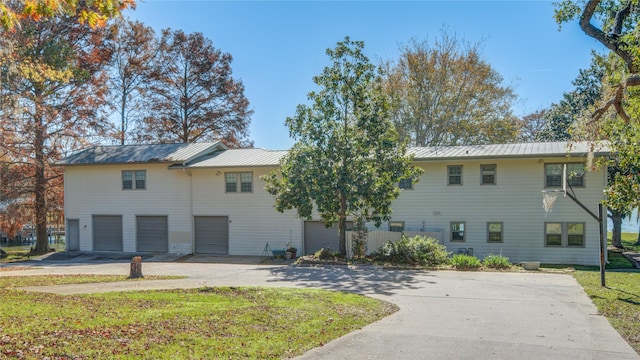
408,141,609,160
184,148,288,168
58,142,225,165
58,141,610,167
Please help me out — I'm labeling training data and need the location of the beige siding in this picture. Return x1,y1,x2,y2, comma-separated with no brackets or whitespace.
64,164,192,253
389,157,606,265
191,167,302,256
63,154,607,265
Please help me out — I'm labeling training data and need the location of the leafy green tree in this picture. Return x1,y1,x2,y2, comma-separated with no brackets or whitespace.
264,37,423,255
539,56,605,141
555,0,640,247
383,32,519,146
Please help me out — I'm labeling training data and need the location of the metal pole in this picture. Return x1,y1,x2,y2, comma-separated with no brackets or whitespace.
564,191,606,287
598,203,606,287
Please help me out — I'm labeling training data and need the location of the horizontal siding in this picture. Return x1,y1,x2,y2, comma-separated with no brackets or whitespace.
389,157,606,265
64,154,607,265
191,167,302,256
64,164,192,253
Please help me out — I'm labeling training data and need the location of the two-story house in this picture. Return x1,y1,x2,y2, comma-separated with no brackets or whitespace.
58,141,609,265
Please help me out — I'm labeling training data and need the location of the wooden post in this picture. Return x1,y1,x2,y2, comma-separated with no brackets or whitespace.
128,256,143,279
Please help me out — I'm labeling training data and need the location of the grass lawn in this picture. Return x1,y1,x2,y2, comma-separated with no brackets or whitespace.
1,243,66,262
573,270,640,354
0,276,397,359
606,232,640,269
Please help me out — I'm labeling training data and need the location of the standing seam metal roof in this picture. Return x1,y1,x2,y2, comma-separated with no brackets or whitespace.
58,141,609,167
408,141,609,160
184,148,288,168
57,142,225,165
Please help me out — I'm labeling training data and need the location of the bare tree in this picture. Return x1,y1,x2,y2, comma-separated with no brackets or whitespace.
108,18,158,145
140,29,253,147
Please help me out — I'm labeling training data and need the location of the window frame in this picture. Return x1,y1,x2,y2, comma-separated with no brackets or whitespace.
122,170,146,190
544,222,585,247
487,222,503,243
225,172,253,193
448,165,463,186
450,221,466,242
480,164,496,185
544,163,585,188
398,178,413,190
389,221,405,232
567,222,585,247
567,163,586,187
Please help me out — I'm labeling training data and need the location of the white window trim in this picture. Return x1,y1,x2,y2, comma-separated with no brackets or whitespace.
225,172,253,193
122,170,146,190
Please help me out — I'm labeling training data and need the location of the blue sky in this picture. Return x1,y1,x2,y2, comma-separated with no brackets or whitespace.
126,1,605,150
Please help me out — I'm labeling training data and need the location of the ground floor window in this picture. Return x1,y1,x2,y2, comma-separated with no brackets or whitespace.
545,222,585,247
389,221,404,232
451,222,465,242
487,222,503,243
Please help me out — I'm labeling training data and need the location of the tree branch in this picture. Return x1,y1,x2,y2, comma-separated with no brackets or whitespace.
580,0,638,73
613,1,633,35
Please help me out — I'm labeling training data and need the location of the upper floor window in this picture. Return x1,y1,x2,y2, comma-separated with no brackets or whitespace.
450,222,465,242
480,164,496,185
545,163,585,188
226,172,253,193
448,165,462,185
398,178,413,189
122,170,146,190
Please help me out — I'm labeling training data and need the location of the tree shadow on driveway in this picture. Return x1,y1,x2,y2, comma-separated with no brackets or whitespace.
263,265,437,296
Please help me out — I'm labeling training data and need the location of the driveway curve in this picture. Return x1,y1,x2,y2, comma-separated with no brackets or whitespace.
1,258,638,360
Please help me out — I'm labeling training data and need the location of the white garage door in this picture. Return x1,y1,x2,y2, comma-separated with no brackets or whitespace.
93,215,123,251
194,216,228,255
137,216,168,253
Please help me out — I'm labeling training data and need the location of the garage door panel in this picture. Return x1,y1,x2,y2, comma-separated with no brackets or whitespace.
195,216,228,255
93,215,123,251
304,221,351,255
137,216,168,253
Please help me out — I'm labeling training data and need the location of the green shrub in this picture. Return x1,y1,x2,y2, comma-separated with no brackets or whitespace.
314,248,332,260
483,254,511,269
370,235,450,266
451,254,482,270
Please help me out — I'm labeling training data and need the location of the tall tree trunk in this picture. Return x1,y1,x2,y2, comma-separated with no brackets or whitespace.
636,225,640,246
33,102,49,254
120,91,127,145
339,194,347,256
610,210,623,248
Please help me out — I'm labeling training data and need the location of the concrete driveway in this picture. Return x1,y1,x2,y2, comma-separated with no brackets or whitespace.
2,257,638,360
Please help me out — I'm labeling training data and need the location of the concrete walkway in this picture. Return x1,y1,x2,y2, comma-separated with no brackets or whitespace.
1,257,638,360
